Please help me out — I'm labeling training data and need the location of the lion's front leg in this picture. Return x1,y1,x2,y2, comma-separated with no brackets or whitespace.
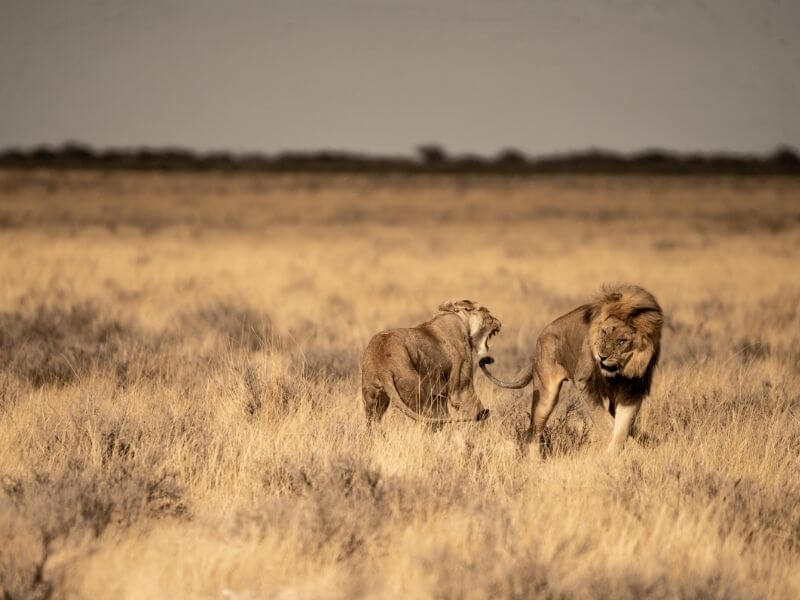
573,350,615,446
575,382,614,444
609,399,641,453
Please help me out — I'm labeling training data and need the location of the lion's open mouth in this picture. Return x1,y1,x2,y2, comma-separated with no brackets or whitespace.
599,360,619,375
486,327,500,349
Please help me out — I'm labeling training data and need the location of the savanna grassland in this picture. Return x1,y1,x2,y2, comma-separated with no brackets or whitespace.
1,170,799,599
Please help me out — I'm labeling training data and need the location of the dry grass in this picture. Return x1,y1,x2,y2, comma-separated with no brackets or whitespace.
0,170,799,599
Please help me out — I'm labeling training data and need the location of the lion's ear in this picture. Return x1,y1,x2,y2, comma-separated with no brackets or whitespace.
440,299,477,313
455,299,478,311
623,335,656,379
438,301,457,313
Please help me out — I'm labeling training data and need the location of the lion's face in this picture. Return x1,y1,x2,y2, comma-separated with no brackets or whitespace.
591,317,635,378
466,307,501,359
439,299,501,359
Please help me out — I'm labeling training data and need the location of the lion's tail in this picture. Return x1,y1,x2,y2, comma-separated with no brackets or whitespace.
478,357,533,390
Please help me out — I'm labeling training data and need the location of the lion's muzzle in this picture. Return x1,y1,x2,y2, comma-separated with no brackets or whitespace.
598,357,620,377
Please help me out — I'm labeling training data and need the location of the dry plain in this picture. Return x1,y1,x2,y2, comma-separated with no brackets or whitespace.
0,170,799,599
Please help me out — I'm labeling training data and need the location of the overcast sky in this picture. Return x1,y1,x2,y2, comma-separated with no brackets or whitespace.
1,1,798,156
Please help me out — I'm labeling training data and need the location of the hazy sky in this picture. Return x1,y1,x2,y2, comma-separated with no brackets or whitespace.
1,1,798,156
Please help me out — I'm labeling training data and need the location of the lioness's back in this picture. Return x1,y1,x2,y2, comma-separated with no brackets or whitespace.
361,331,409,378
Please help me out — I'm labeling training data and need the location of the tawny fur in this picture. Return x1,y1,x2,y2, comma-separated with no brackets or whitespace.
360,300,500,424
480,284,662,453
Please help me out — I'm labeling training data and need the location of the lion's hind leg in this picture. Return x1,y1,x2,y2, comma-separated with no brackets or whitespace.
520,388,540,450
362,384,390,424
528,338,569,457
529,377,566,457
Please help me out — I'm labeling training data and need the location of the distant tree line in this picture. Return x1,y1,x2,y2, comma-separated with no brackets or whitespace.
0,142,798,175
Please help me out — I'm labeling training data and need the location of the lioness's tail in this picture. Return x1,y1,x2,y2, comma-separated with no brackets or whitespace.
381,375,486,424
478,357,533,389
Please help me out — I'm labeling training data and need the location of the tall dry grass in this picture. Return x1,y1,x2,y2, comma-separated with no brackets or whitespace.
0,170,799,599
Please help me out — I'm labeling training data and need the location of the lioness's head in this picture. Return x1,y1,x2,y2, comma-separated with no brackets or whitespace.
438,299,501,359
587,285,663,380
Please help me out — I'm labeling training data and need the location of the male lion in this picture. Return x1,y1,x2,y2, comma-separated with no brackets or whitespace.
480,285,662,453
360,300,501,424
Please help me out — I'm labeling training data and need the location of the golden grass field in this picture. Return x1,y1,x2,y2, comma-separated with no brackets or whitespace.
0,170,799,599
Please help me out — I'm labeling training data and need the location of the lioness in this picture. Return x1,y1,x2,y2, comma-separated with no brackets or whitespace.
480,285,662,453
360,300,500,424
